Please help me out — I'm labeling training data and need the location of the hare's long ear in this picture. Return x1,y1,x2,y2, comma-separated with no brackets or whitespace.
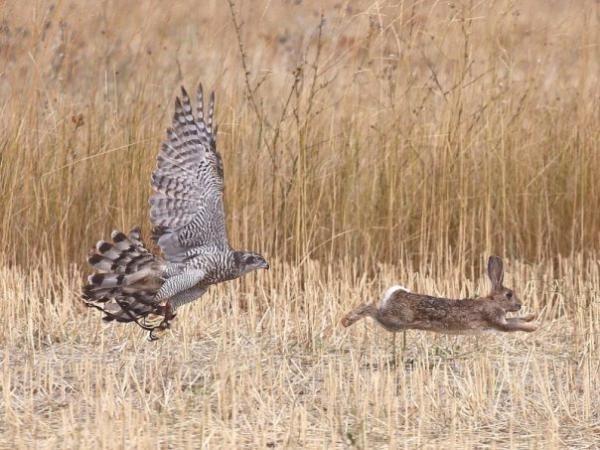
487,256,504,290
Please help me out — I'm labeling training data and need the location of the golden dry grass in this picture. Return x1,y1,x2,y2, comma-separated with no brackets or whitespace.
1,258,599,447
1,0,599,447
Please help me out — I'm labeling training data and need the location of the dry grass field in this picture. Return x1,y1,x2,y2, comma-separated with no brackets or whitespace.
1,0,599,448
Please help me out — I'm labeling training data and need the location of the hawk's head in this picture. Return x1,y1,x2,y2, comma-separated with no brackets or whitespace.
233,251,269,276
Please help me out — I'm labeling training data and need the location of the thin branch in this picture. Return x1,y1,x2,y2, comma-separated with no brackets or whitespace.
226,0,265,126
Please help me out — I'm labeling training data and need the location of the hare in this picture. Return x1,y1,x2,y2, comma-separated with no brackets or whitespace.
341,256,538,334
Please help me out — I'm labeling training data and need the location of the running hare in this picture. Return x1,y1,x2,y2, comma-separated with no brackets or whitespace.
341,256,538,334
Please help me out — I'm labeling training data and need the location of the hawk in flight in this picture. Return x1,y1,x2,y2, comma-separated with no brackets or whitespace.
82,84,269,339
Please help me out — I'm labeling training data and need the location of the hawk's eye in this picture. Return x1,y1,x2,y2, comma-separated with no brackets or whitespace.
246,256,256,264
506,292,513,299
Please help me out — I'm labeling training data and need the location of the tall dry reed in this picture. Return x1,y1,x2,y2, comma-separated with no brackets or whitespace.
1,2,599,447
1,0,598,274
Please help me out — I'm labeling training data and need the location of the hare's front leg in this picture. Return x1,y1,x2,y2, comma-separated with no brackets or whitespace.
505,315,538,331
514,313,536,322
489,314,538,333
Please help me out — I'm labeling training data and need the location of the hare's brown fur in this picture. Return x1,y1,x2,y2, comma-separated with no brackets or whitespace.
341,256,538,334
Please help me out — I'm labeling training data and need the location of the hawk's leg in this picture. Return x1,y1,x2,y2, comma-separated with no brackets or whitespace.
147,272,206,340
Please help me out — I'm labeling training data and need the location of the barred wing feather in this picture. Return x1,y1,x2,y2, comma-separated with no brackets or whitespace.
149,85,228,262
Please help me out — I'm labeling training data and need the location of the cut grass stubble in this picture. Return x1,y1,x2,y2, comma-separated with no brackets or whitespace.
1,0,599,447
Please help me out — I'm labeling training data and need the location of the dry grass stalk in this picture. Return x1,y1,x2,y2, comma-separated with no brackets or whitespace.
0,0,599,447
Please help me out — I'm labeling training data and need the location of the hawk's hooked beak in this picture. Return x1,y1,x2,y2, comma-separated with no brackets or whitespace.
262,261,270,270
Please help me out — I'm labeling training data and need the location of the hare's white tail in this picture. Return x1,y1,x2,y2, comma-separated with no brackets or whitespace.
379,284,411,308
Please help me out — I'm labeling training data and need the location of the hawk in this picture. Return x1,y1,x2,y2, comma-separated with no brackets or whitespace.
82,84,269,340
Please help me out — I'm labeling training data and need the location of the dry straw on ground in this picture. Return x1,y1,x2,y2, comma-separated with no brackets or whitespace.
0,0,599,448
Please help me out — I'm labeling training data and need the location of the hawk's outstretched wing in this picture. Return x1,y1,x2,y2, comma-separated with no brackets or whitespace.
149,85,228,262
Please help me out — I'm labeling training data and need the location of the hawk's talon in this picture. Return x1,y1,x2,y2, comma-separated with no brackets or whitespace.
148,329,159,341
146,313,172,341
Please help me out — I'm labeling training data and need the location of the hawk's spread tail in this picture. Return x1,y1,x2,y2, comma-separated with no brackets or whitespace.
82,228,168,328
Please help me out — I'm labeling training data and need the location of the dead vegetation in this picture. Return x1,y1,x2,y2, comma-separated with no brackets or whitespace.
0,0,599,447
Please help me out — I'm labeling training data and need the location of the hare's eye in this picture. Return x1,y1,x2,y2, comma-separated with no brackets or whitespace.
506,292,513,299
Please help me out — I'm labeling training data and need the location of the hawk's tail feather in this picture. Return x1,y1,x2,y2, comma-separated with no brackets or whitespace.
82,227,167,327
87,228,155,274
